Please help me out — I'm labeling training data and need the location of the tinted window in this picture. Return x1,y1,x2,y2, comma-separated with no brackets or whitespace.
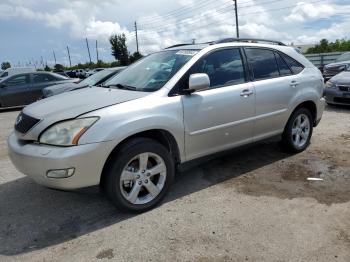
6,75,30,86
33,73,56,83
280,53,304,74
275,52,292,76
245,48,279,80
0,71,8,78
191,48,245,88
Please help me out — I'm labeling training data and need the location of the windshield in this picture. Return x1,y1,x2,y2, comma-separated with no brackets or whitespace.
81,69,114,86
336,52,350,62
104,50,198,92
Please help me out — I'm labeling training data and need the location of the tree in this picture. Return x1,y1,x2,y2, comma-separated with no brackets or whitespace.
306,38,350,54
129,51,143,64
1,62,11,70
54,64,64,71
44,65,51,71
109,34,129,66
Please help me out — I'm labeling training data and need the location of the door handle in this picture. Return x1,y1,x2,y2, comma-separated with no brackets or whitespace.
290,80,299,87
240,89,254,97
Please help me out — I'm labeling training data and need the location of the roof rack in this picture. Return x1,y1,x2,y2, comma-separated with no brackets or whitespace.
165,43,193,49
214,38,286,46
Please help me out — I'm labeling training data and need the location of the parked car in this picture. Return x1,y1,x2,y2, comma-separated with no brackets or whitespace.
323,52,350,80
0,72,79,108
43,67,125,98
0,67,36,80
85,68,105,78
8,38,325,212
75,69,86,78
324,69,350,105
53,70,70,78
65,70,77,78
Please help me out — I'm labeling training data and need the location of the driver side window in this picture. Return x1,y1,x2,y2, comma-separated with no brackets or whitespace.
190,48,246,89
5,75,30,86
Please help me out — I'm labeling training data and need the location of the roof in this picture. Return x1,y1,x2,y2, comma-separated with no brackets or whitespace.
165,38,286,50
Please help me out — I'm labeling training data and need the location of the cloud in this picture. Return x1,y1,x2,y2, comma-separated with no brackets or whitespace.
1,0,350,65
285,2,335,22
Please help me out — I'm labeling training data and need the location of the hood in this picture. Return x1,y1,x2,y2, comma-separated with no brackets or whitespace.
43,82,82,96
329,71,350,84
24,86,149,121
325,61,350,69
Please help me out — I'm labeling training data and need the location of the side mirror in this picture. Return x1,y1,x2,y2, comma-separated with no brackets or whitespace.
185,73,210,94
0,83,6,88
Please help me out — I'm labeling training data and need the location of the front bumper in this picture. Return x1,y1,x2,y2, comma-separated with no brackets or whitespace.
324,88,350,105
7,133,114,190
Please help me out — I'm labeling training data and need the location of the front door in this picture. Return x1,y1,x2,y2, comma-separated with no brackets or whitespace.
181,48,255,161
0,74,31,107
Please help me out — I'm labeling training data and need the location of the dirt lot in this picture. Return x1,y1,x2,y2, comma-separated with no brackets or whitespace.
0,106,349,262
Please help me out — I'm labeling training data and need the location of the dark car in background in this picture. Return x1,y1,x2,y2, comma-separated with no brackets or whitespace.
0,72,79,108
324,69,350,106
323,52,350,80
42,67,125,98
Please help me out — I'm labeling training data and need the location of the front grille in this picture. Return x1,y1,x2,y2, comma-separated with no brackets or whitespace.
334,97,350,104
14,113,40,134
338,85,350,92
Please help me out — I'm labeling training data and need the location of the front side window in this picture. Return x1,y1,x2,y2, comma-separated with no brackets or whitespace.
189,48,245,88
105,50,198,92
5,75,30,86
245,48,279,81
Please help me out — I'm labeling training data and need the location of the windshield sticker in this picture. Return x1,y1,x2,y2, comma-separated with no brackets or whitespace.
176,50,198,56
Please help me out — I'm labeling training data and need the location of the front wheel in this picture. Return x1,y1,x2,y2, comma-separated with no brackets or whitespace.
103,138,175,213
281,108,313,153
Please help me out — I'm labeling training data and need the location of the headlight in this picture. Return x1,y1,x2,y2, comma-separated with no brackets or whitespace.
325,81,335,89
39,117,99,146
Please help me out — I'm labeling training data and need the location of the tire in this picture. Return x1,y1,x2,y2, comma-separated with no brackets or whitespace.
281,108,313,153
103,138,175,213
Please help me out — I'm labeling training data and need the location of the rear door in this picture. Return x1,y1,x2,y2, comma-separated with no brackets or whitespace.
0,74,31,107
244,47,298,141
181,47,255,160
29,73,60,103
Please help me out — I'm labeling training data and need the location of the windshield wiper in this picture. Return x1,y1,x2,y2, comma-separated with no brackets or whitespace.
106,83,137,91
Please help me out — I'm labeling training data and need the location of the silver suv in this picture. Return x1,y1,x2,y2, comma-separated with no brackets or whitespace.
8,39,325,212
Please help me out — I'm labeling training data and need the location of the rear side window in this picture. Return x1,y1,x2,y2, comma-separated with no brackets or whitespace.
245,48,279,80
190,48,246,88
33,73,56,83
280,53,304,74
274,52,292,76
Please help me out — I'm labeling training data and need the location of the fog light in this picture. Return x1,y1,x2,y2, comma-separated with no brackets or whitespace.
46,168,75,178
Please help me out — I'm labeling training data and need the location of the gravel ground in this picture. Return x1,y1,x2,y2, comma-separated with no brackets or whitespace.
0,106,349,262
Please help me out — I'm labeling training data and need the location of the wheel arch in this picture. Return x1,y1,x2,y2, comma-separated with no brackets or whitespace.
290,100,317,126
100,129,181,187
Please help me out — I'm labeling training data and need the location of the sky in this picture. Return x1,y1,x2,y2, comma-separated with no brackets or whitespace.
1,0,350,68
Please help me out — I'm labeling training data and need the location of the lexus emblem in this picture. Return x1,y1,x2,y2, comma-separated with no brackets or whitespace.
15,114,23,125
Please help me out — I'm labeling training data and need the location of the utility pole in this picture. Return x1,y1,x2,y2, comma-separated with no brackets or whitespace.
234,0,239,38
135,21,139,53
53,50,57,64
66,46,72,67
96,40,99,62
85,38,92,64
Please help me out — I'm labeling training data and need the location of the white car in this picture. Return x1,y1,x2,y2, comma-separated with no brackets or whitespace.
8,38,325,212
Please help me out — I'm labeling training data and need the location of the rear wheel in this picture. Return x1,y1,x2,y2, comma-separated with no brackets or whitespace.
103,138,175,213
281,108,313,153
